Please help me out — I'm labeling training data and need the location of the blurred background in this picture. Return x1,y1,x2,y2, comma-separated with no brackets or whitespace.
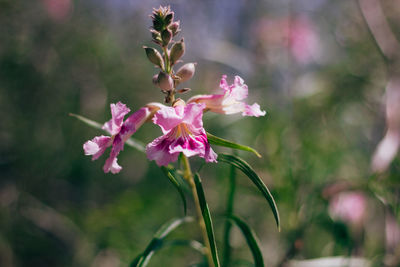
1,0,400,266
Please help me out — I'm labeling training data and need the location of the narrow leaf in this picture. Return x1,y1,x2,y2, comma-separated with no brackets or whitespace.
130,216,194,267
163,239,206,254
229,215,264,267
193,173,220,267
222,166,236,267
161,166,187,215
207,132,261,158
69,113,103,130
218,154,280,231
69,113,146,152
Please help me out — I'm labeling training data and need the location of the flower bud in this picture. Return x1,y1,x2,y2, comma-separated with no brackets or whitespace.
164,12,174,26
169,21,181,36
161,29,172,46
170,38,185,66
150,29,162,44
151,6,174,32
156,71,174,91
144,47,164,68
176,63,196,83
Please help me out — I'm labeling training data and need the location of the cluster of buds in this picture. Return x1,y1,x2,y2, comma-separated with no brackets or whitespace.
144,6,195,103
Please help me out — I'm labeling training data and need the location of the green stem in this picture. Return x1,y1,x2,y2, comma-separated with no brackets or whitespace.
222,165,236,267
162,46,171,74
182,155,214,267
162,46,175,104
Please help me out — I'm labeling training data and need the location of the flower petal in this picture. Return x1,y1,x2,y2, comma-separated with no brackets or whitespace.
103,134,125,173
153,106,184,134
146,135,180,166
230,75,248,101
182,103,205,130
220,74,229,92
243,103,266,117
103,157,122,174
83,135,112,160
102,102,130,135
187,94,225,113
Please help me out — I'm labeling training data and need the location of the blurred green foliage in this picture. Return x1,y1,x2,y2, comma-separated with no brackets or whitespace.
1,0,400,266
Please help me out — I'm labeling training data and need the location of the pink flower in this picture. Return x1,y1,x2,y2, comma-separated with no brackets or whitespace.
83,102,163,174
146,99,217,166
188,75,266,117
329,191,367,225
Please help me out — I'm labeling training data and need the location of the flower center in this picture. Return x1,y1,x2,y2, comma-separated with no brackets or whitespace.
171,123,192,139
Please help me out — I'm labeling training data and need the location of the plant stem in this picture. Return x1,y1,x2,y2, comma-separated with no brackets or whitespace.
182,154,214,267
162,46,171,74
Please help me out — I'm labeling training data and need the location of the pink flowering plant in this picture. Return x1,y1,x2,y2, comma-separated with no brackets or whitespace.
72,6,279,267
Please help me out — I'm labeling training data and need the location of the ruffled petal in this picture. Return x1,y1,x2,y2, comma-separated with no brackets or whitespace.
182,103,205,130
188,75,265,117
102,102,130,135
146,135,180,166
83,135,112,160
230,76,248,101
103,134,125,173
169,136,204,157
243,103,266,117
219,74,230,92
103,157,122,174
153,106,184,134
194,133,218,163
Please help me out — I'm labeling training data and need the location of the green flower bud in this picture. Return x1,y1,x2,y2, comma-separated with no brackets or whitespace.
143,46,164,68
161,29,172,47
176,63,196,83
170,38,185,66
164,13,174,26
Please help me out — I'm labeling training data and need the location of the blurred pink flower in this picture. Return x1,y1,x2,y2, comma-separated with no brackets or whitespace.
386,213,400,252
83,102,163,173
252,16,320,64
329,191,367,225
372,78,400,172
146,99,217,166
188,75,266,117
42,0,72,22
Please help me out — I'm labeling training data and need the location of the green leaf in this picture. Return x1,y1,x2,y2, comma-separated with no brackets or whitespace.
207,132,261,158
69,113,146,152
161,166,187,215
229,215,264,267
163,239,206,254
222,166,236,267
69,113,103,130
193,173,220,267
130,216,194,267
218,154,280,231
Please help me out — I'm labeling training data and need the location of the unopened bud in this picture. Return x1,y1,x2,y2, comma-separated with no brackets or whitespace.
152,17,164,32
169,21,181,36
176,63,196,83
150,29,162,44
170,38,185,66
156,71,174,91
144,47,164,68
161,29,172,46
165,13,174,26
